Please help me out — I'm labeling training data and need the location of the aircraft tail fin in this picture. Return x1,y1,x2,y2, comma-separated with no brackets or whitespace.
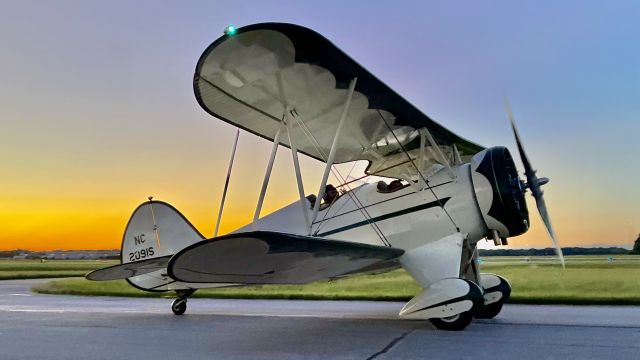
86,200,205,286
121,200,205,263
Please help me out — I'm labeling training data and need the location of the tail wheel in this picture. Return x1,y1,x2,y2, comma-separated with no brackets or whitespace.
430,311,473,331
171,298,187,315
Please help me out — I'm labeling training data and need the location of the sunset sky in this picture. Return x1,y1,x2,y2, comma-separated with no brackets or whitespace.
1,1,639,250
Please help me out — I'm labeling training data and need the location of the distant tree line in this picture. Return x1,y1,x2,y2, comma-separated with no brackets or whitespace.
0,250,25,258
2,243,638,259
0,250,120,259
479,247,630,257
631,234,640,254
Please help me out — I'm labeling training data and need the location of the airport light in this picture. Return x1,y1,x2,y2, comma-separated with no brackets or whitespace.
224,24,238,36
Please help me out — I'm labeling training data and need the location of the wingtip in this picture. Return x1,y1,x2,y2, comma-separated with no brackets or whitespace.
84,269,98,281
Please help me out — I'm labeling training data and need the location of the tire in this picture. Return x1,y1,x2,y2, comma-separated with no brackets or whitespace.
171,299,187,315
474,302,503,319
430,311,473,331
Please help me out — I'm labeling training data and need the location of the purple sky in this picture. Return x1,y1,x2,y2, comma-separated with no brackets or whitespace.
1,1,639,249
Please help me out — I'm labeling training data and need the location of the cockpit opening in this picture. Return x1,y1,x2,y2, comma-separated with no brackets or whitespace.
376,179,407,193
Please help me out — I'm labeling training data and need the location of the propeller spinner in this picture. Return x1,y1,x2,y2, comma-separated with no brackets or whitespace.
505,102,565,268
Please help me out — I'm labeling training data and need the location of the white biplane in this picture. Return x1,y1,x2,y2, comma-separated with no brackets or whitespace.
87,23,563,331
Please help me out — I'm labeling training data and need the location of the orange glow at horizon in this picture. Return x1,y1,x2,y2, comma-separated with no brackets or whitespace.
1,141,637,251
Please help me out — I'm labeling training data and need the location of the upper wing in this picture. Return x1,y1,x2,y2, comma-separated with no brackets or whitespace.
194,23,484,181
167,231,404,284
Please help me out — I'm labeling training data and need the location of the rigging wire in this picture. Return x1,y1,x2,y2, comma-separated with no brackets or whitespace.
291,112,386,240
336,159,413,188
291,111,391,246
201,75,408,246
292,112,387,241
200,77,389,244
314,175,372,235
375,110,460,232
315,159,360,227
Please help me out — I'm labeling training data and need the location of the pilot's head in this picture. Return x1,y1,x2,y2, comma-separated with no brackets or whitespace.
323,184,339,203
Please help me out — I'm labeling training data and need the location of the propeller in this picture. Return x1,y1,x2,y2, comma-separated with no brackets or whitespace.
505,101,565,268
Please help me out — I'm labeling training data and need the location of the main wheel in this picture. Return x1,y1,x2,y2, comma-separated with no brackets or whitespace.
474,302,503,319
171,299,187,315
430,311,473,331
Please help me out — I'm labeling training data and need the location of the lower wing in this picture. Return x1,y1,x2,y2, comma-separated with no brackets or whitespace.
167,231,404,284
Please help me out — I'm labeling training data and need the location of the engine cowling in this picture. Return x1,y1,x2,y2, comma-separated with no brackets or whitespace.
470,146,529,238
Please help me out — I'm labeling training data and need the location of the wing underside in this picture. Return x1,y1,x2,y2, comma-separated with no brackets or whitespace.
194,23,484,182
85,256,171,281
167,231,404,284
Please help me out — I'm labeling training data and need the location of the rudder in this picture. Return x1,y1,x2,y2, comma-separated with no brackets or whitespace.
121,200,205,264
86,200,205,289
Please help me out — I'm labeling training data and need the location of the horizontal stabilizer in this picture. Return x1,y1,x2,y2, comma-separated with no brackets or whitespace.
86,256,171,281
168,231,404,284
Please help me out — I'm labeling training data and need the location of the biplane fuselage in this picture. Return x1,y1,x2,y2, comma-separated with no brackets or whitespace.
243,163,490,251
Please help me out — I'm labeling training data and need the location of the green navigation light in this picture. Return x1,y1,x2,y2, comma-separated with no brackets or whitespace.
224,24,237,36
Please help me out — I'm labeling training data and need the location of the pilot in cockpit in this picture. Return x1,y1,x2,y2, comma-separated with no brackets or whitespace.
304,184,340,210
377,179,405,193
323,184,340,205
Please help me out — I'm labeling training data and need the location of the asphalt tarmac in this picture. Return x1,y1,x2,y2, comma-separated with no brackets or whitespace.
1,279,639,359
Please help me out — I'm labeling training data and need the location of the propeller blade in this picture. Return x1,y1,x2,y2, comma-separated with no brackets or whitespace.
535,195,565,268
505,100,535,178
505,100,564,268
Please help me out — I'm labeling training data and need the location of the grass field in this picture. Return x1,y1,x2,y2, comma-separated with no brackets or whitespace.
27,255,640,305
0,259,116,280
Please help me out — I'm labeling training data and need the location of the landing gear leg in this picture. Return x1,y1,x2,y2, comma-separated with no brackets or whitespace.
400,233,483,331
171,289,196,315
458,240,511,319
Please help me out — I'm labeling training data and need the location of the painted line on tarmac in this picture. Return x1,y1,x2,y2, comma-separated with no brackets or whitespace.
0,305,397,319
476,319,640,330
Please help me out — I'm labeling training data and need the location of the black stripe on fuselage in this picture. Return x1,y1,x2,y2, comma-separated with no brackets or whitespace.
315,197,451,237
313,181,453,226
